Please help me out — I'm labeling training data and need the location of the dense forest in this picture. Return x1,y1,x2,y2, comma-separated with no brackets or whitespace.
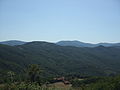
0,64,120,90
0,41,120,76
0,41,120,89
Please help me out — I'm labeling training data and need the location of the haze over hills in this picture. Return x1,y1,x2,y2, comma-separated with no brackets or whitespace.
56,40,120,47
0,40,27,46
0,40,120,47
0,41,120,77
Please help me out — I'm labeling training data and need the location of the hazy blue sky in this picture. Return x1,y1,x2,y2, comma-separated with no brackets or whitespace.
0,0,120,43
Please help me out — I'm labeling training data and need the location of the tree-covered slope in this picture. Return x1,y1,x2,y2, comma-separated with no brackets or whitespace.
0,41,120,76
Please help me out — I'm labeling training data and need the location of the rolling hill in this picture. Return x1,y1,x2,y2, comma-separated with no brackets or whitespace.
0,41,120,77
56,40,120,47
0,40,26,46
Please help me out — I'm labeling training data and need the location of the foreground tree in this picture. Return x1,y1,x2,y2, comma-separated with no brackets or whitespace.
7,71,15,83
27,64,42,82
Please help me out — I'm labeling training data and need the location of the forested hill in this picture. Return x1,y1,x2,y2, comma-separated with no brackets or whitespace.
0,41,120,77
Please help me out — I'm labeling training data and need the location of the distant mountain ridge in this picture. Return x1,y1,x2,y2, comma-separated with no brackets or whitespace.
0,40,120,47
0,40,27,46
56,40,120,47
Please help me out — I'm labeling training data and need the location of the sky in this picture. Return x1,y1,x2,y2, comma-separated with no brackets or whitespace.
0,0,120,43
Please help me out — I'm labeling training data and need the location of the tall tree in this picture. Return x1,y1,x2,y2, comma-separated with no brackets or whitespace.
7,71,15,83
27,64,42,82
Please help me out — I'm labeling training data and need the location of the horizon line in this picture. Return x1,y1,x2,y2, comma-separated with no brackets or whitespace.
0,39,120,44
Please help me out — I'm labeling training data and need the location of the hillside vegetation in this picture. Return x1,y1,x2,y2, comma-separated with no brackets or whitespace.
0,41,120,77
0,64,120,90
